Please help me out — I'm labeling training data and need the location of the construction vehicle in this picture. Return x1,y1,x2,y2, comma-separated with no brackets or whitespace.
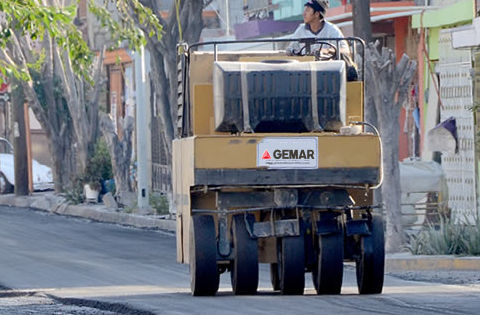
173,37,384,296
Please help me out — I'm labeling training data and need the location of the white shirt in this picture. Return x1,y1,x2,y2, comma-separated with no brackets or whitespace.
287,21,348,55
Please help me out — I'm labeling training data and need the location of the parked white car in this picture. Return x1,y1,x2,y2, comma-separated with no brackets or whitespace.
0,137,54,194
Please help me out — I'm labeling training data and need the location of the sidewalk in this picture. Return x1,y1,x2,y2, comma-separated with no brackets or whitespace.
0,191,479,273
0,191,176,232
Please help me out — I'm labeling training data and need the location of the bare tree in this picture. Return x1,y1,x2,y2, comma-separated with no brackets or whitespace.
131,0,213,164
351,0,414,252
1,0,158,193
0,27,102,191
365,43,417,252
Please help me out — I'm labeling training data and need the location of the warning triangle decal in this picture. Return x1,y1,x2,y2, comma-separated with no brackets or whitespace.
262,150,271,159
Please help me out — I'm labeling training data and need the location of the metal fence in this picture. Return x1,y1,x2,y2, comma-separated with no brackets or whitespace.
152,163,171,193
150,109,172,193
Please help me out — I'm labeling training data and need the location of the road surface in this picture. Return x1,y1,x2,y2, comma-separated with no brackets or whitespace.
0,206,479,314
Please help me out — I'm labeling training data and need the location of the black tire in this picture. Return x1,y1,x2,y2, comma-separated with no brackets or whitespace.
0,172,13,194
278,235,305,295
270,263,280,291
189,215,219,296
313,229,344,294
231,214,258,295
356,215,385,294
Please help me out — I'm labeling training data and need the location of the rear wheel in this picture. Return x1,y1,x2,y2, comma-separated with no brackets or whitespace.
189,215,219,296
278,235,305,295
356,215,385,294
270,263,280,291
231,214,258,295
313,226,344,294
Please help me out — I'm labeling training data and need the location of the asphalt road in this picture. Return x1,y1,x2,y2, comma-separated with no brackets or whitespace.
0,206,479,314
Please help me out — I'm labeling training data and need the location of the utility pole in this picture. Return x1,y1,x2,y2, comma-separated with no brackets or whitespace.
135,46,150,212
24,102,33,193
352,0,376,129
225,0,230,36
352,0,372,44
11,79,29,196
351,0,380,215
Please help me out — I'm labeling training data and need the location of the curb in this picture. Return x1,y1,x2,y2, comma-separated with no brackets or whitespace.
386,253,480,272
0,192,176,232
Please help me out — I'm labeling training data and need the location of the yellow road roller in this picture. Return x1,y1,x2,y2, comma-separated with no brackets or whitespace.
173,38,384,296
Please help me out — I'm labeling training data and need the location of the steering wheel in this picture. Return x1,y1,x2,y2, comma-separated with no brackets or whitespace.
295,41,337,61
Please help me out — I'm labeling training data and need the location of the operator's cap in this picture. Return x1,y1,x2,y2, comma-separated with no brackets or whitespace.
304,0,328,17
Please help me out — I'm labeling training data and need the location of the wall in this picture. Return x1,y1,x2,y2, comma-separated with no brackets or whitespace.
438,29,476,221
272,0,304,21
272,0,344,21
215,0,245,33
411,0,475,160
412,0,475,30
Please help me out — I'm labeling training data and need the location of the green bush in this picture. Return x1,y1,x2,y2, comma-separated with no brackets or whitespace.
462,216,480,255
64,138,113,203
84,138,113,190
408,215,480,256
150,193,169,215
63,175,85,204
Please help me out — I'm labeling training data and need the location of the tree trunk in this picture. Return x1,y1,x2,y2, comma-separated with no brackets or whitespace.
11,79,29,196
49,132,76,192
148,44,174,163
133,0,209,167
352,0,372,44
352,0,376,132
100,113,134,206
365,44,417,253
381,127,404,252
52,48,102,176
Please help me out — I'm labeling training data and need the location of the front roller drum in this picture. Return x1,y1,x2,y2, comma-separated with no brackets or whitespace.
356,215,385,294
313,227,344,294
231,214,259,295
189,215,220,296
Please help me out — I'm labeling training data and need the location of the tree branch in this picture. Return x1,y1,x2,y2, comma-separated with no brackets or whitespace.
86,48,105,141
3,32,53,133
40,34,61,132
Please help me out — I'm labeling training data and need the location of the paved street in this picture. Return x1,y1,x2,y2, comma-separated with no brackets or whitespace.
0,206,479,314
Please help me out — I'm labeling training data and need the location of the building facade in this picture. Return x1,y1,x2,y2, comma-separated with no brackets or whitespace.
415,0,478,220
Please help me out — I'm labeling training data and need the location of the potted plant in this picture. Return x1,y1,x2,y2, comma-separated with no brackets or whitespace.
83,139,113,203
84,177,101,203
